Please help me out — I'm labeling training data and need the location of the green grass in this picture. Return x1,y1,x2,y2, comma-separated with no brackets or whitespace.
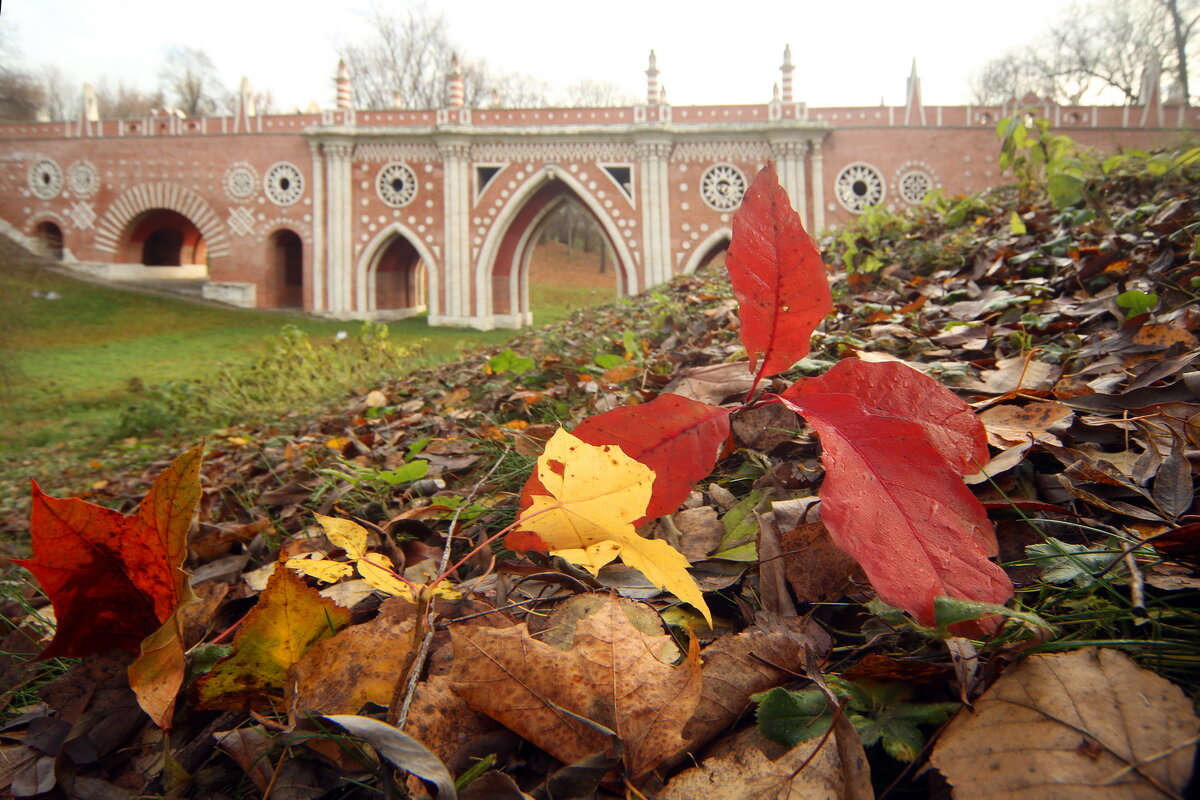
529,282,615,325
0,266,517,452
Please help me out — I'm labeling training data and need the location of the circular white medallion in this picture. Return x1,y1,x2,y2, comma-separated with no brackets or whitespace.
225,164,258,200
700,163,747,212
898,170,933,205
376,162,418,207
66,160,99,198
264,162,304,206
834,163,885,212
29,159,63,200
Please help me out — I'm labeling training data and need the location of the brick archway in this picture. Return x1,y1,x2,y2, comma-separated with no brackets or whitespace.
682,227,732,275
94,182,230,259
475,166,637,328
355,222,437,318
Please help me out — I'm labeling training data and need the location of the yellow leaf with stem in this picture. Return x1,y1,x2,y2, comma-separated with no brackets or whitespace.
285,515,460,603
518,429,712,625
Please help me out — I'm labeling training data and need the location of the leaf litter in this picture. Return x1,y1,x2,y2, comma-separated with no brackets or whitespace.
0,144,1198,798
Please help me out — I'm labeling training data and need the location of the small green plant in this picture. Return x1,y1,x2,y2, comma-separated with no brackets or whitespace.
754,678,960,762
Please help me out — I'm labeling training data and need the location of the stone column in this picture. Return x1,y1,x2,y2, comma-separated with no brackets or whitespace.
436,139,472,325
769,139,807,229
636,139,672,291
809,141,826,232
323,140,354,316
308,141,326,312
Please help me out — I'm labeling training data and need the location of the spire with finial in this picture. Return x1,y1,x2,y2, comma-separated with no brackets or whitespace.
447,55,464,109
646,50,660,106
336,60,351,109
904,58,925,125
781,45,794,103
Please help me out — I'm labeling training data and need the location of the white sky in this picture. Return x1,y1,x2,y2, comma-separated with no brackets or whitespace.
3,0,1079,111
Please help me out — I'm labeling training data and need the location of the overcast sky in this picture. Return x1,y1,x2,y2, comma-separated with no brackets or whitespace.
3,0,1079,111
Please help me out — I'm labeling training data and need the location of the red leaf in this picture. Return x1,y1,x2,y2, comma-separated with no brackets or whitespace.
16,446,201,659
509,394,731,550
726,163,832,384
785,358,989,475
777,392,1012,631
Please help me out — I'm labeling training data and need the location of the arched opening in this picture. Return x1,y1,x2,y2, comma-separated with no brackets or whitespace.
372,234,426,315
490,178,629,327
34,221,63,261
122,209,207,267
269,229,304,308
683,228,733,276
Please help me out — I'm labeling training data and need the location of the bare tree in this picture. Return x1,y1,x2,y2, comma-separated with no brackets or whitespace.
338,5,547,109
38,66,76,121
159,46,223,116
0,22,42,120
562,79,638,107
94,79,165,118
970,0,1197,104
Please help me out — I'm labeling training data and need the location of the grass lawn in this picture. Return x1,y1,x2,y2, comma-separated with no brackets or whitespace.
0,268,516,452
0,239,620,454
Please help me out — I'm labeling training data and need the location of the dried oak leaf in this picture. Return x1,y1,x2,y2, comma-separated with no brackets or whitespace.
448,595,702,781
931,648,1199,799
511,429,711,624
196,567,350,711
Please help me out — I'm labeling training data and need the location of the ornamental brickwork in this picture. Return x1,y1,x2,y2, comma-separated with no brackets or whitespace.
0,52,1194,328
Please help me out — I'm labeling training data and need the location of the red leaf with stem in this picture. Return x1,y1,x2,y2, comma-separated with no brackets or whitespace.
726,163,832,392
786,358,990,476
776,391,1012,632
509,393,731,551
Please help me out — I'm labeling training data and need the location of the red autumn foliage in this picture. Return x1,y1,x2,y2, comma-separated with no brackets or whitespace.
785,358,990,476
776,390,1012,630
725,163,833,385
16,446,201,658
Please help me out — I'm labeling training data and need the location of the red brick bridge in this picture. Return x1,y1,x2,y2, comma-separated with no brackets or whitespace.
0,51,1193,328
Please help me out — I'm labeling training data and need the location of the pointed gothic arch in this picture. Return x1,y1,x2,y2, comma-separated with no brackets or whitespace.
474,166,638,328
682,227,733,275
94,182,229,259
355,222,437,319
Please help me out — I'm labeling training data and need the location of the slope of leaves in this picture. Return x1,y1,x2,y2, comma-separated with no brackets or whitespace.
2,150,1198,798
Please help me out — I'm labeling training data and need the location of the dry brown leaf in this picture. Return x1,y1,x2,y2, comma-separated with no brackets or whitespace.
931,648,1199,799
404,674,513,775
449,594,702,780
979,401,1075,447
660,724,868,800
677,615,831,760
780,521,865,602
962,357,1061,394
288,598,415,715
664,362,756,405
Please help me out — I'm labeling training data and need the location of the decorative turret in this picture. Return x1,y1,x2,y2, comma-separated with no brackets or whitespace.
1139,55,1164,127
781,45,794,103
447,57,464,109
904,58,926,126
646,50,660,106
336,60,351,109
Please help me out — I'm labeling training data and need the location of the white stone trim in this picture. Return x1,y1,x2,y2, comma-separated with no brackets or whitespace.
682,227,732,275
473,165,639,329
354,222,438,317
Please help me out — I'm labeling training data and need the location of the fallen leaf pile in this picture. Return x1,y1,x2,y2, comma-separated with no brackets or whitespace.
1,143,1198,799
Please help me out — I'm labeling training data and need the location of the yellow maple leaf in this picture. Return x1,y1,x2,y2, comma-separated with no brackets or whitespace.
518,429,712,625
286,514,460,603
